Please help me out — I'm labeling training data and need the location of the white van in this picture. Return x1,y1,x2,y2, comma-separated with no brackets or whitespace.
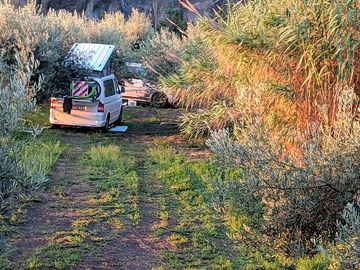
49,43,124,131
50,75,123,131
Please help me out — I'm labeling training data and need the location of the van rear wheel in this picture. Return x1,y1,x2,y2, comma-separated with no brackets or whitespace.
101,116,110,133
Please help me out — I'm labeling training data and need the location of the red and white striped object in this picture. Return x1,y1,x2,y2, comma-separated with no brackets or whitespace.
72,81,89,97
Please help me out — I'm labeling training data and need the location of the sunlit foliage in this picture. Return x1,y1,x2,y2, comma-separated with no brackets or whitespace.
162,0,359,139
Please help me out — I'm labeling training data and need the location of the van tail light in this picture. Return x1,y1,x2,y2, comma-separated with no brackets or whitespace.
50,98,56,109
97,102,104,112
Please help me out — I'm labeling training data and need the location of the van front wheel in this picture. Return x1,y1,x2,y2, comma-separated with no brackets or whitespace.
114,107,123,125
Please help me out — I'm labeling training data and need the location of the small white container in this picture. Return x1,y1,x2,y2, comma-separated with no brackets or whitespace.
128,100,137,107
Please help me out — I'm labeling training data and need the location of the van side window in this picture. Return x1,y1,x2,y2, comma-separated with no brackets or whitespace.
104,80,115,97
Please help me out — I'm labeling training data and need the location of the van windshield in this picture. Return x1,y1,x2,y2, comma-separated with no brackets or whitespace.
124,63,147,79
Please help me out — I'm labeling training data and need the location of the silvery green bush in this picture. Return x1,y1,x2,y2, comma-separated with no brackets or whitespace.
0,53,41,210
206,86,360,257
0,1,155,99
140,28,183,80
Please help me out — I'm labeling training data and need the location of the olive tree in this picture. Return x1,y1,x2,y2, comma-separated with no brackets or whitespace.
0,53,41,210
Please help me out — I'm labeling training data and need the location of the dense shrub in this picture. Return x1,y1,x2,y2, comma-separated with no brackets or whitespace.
206,86,360,257
160,7,188,35
0,1,154,99
139,28,183,80
0,53,40,210
0,55,39,135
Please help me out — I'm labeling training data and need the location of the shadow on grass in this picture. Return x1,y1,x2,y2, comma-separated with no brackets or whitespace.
28,104,182,138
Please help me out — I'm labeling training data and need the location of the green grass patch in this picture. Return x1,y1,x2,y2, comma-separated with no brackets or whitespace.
0,132,65,220
296,254,329,270
148,144,233,269
123,107,180,137
81,144,140,225
18,133,66,188
148,144,293,269
25,244,82,270
23,103,50,127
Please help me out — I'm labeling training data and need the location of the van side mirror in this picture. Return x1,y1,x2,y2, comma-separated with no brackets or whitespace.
120,85,125,93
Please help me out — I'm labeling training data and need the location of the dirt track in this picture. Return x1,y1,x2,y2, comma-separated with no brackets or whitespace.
10,107,183,270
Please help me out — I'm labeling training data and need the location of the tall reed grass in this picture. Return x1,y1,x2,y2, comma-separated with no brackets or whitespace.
162,0,359,139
